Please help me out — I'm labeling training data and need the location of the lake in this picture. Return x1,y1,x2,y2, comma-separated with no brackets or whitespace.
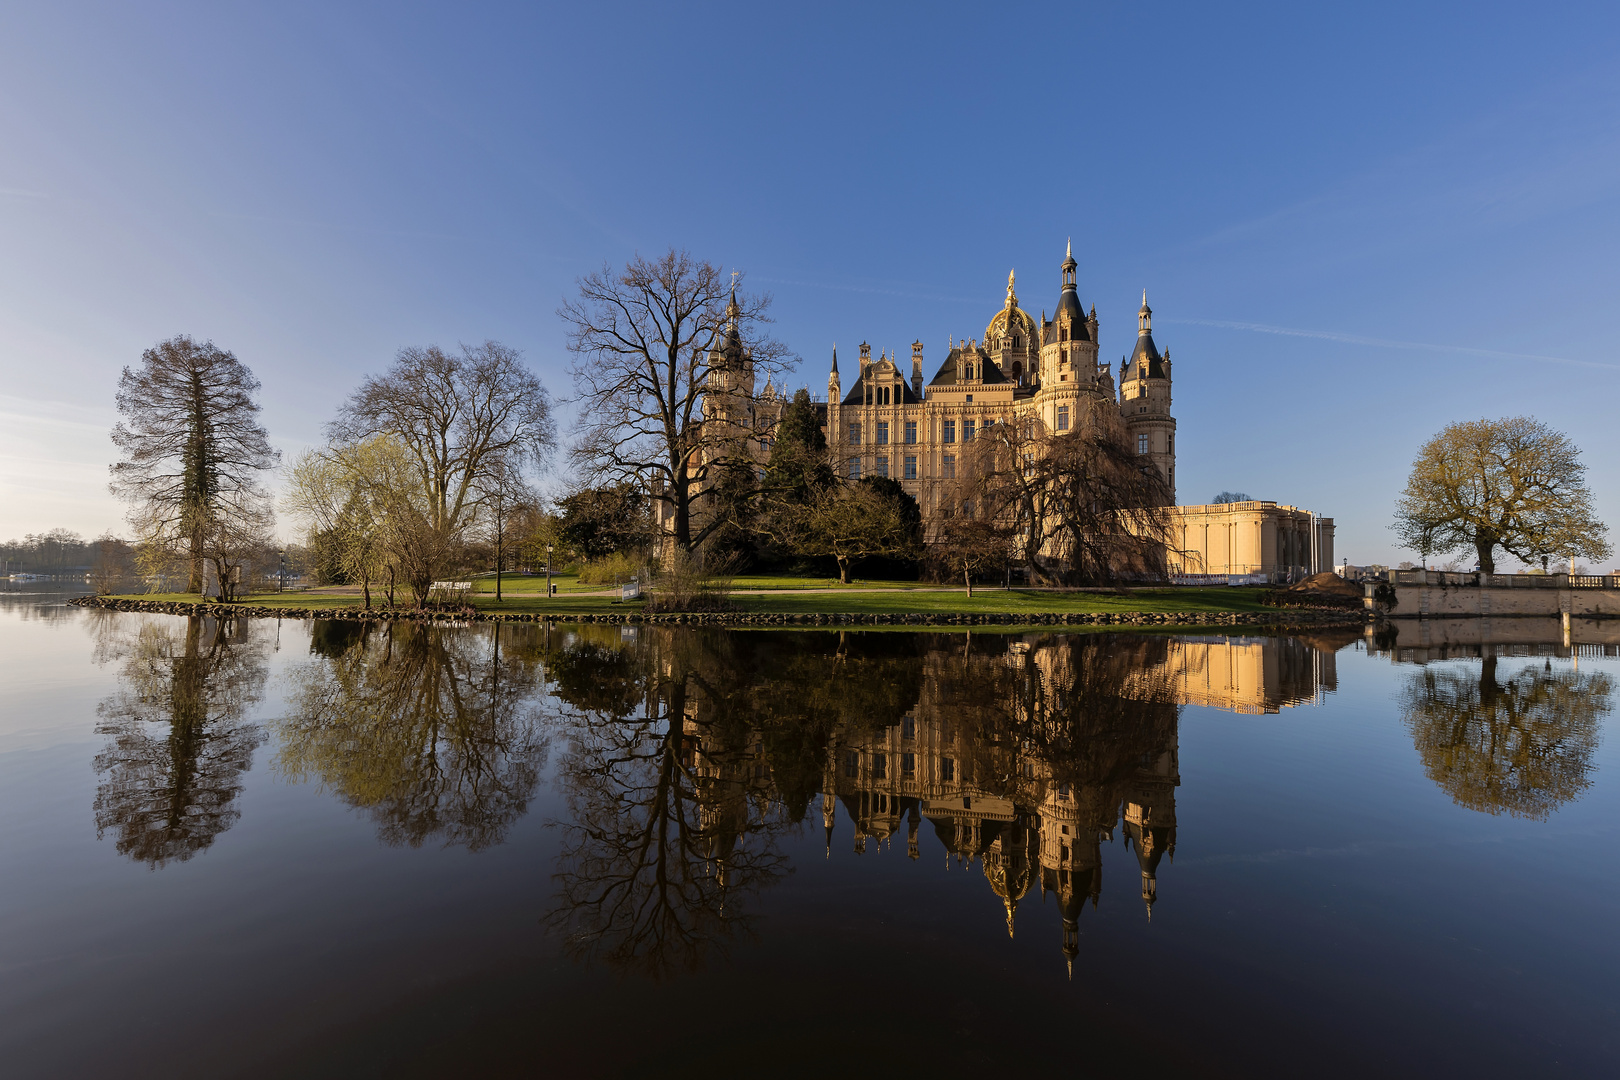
1,583,1616,1078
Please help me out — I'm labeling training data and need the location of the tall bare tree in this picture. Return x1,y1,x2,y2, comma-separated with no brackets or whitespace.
948,397,1175,585
325,341,554,600
559,250,790,554
1393,416,1610,574
473,457,538,602
111,336,279,593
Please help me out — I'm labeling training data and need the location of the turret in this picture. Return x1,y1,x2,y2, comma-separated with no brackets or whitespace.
1120,290,1177,503
910,341,924,399
1040,240,1097,392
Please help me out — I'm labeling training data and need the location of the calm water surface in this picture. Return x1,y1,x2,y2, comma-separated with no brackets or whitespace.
1,584,1617,1078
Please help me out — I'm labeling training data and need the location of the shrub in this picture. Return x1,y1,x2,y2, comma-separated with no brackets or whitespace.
644,549,733,613
575,551,644,586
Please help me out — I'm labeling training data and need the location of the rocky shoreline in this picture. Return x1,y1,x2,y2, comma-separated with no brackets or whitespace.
71,595,1372,629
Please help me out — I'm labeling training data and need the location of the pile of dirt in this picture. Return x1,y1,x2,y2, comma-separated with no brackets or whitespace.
1260,572,1365,610
1288,572,1363,598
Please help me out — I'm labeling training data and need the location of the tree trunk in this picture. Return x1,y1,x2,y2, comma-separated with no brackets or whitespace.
1474,529,1497,574
837,556,850,584
495,522,503,602
362,575,371,610
386,565,395,608
964,564,973,598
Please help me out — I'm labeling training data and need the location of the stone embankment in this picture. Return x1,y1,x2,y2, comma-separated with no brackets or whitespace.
71,595,1370,629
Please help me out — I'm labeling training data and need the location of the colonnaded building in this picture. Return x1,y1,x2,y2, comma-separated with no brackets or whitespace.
692,244,1334,579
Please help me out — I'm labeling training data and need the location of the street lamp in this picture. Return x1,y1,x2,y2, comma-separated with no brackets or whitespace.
278,548,286,593
546,544,554,598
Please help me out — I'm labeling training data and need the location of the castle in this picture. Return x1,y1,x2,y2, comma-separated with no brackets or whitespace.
824,242,1177,511
689,244,1335,580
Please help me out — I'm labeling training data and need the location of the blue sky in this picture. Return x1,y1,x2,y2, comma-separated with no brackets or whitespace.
2,1,1618,568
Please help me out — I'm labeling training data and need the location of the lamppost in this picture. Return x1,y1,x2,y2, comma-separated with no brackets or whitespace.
278,548,285,593
546,543,554,599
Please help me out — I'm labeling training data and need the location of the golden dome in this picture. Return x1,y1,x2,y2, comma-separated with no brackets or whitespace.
984,271,1038,346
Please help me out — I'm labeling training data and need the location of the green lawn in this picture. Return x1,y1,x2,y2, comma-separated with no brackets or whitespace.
468,573,599,595
108,585,1274,617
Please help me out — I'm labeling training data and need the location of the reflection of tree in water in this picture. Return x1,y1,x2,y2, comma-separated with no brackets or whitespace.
1401,655,1610,819
544,629,794,977
275,621,549,850
93,614,268,867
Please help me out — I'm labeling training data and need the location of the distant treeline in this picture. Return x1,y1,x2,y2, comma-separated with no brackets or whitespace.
0,529,112,573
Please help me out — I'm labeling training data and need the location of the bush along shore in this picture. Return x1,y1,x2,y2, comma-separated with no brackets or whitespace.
71,595,1371,628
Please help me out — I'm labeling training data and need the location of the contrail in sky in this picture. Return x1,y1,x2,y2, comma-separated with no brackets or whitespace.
1164,317,1620,371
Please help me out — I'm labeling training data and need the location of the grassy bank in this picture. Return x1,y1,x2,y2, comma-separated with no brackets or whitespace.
109,585,1275,618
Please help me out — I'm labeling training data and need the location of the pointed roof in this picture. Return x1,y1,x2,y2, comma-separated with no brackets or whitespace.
927,345,1010,387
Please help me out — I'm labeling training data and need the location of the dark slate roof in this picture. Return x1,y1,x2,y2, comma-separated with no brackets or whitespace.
1055,285,1085,324
840,367,923,405
1124,330,1166,380
927,346,1008,387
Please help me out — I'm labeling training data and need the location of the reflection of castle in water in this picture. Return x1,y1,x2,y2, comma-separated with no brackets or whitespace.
683,633,1337,972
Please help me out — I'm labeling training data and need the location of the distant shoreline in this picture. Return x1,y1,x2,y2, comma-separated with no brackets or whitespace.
70,594,1371,630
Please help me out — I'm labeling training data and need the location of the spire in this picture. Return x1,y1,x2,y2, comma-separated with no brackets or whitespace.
830,345,838,374
1062,238,1077,281
1139,290,1153,335
1005,269,1018,309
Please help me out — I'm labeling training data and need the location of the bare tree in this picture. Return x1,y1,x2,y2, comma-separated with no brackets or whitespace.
932,517,1013,596
559,250,791,554
474,457,538,602
1393,417,1610,574
947,397,1175,585
111,336,280,593
325,341,554,601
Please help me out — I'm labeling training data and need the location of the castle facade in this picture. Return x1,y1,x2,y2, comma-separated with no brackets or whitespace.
823,244,1177,514
687,244,1335,580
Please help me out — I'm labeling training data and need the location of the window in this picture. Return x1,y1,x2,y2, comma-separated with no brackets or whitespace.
1058,782,1069,799
875,455,889,478
1168,434,1174,454
965,394,973,403
872,753,887,780
876,421,889,445
902,716,915,738
1056,405,1070,431
903,455,917,480
848,456,861,480
901,752,915,775
962,420,976,442
942,420,956,444
941,757,955,782
848,422,861,446
904,420,917,444
962,500,974,518
844,750,859,778
1138,433,1149,455
942,454,956,479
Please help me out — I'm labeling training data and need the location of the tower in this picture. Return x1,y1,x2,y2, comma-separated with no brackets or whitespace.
1037,241,1101,435
910,341,924,399
1120,291,1177,502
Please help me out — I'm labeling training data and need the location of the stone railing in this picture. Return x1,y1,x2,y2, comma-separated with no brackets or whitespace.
1388,570,1620,589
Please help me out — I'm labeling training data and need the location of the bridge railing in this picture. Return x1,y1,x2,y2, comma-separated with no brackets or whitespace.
1388,570,1620,589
